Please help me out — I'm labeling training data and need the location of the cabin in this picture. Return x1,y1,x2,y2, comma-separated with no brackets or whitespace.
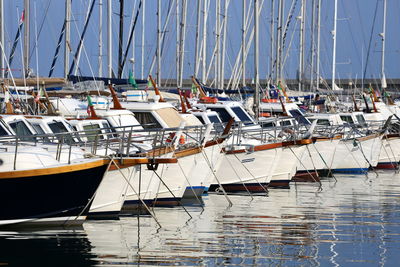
193,101,259,129
307,113,344,126
1,115,37,141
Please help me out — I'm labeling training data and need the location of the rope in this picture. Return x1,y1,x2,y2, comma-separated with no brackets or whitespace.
106,156,162,227
200,148,233,206
287,146,322,190
176,157,205,208
151,169,193,219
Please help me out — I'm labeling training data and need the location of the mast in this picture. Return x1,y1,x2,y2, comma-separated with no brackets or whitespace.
64,0,71,79
201,0,208,84
194,0,201,77
275,0,283,83
107,0,112,77
215,0,221,87
24,0,30,76
269,0,274,82
157,0,161,85
380,0,387,89
98,0,103,76
316,0,321,91
0,0,4,78
242,0,246,87
141,0,145,79
178,0,188,88
332,0,338,89
118,0,124,78
220,0,229,90
254,0,259,118
298,0,305,92
176,0,180,86
310,0,315,91
131,19,135,77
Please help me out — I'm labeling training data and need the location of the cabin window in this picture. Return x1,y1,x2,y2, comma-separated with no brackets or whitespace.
32,124,46,134
261,122,275,128
31,123,54,143
134,112,162,129
340,116,354,124
48,121,69,134
0,126,8,136
316,119,331,126
9,121,35,141
356,115,366,124
48,121,76,143
289,110,310,125
231,106,253,125
83,124,103,141
280,120,292,126
102,122,113,133
208,115,221,124
208,107,232,123
194,115,205,124
108,114,142,129
155,108,183,128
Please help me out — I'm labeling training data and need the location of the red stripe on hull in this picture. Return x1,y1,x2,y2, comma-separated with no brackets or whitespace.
293,171,320,183
269,180,290,188
375,162,399,170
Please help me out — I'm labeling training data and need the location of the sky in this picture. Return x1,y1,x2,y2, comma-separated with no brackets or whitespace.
2,0,400,86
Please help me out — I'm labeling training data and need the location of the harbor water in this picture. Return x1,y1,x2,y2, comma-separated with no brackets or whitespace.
1,171,400,266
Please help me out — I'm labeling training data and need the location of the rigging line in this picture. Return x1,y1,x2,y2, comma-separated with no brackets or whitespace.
120,0,142,77
151,169,193,219
281,18,299,72
69,10,100,93
48,20,66,77
68,0,97,76
29,0,52,61
281,0,298,52
5,10,24,78
148,0,174,77
362,0,380,86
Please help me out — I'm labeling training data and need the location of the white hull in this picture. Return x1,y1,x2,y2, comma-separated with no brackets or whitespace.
271,145,306,184
378,136,400,166
208,144,278,191
299,139,340,172
330,135,381,172
89,166,139,217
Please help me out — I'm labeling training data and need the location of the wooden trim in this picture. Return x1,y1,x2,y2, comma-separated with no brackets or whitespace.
0,159,107,179
224,138,312,155
356,133,380,142
384,133,400,139
224,142,283,154
142,146,175,157
24,115,44,119
294,139,313,145
108,157,178,171
313,134,343,142
174,146,203,158
204,138,225,148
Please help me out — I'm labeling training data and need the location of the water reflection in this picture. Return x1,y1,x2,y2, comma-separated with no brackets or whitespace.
1,171,400,266
0,227,97,266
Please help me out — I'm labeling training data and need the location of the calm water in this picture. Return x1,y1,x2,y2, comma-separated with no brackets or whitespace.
1,171,400,266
